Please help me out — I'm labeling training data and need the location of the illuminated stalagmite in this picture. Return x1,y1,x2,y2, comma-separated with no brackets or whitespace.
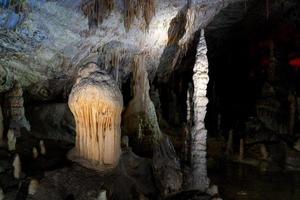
188,30,209,191
68,63,123,170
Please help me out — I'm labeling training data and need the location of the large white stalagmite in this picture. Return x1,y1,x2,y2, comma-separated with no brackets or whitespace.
188,30,210,191
68,63,123,171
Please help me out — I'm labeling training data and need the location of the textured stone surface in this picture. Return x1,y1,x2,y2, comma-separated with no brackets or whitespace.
123,54,162,155
3,81,30,132
68,64,123,170
26,103,75,142
188,30,210,191
28,149,157,200
153,136,183,197
0,0,241,95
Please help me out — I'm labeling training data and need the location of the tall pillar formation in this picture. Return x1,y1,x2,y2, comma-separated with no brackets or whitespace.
188,30,210,191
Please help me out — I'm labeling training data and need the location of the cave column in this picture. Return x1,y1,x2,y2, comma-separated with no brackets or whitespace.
188,30,209,191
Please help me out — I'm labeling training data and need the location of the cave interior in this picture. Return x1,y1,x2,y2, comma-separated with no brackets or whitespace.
0,0,300,200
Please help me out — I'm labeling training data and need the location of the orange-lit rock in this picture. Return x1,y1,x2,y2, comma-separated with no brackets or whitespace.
68,63,123,171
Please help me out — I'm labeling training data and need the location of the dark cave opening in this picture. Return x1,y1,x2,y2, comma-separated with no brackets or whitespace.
205,0,300,139
204,1,300,199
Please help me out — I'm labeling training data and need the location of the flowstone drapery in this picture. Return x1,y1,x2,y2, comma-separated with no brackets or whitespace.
68,63,123,171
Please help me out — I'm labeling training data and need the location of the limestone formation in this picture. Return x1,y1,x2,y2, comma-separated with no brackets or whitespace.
124,0,156,31
0,187,4,200
68,63,123,170
0,65,14,93
187,30,210,191
207,185,219,197
97,190,107,200
294,139,300,151
13,154,21,179
32,147,39,159
7,129,16,151
260,144,269,160
28,179,39,195
39,140,46,155
123,54,162,155
4,81,30,132
153,136,183,197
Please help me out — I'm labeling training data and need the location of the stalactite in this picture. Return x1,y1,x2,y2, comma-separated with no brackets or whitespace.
266,0,270,20
105,0,114,11
104,50,126,84
143,0,155,30
81,0,155,30
187,30,209,192
124,0,155,31
123,53,162,155
81,0,115,27
68,63,123,170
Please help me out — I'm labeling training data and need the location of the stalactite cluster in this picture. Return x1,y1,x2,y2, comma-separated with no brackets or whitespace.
124,0,155,31
81,0,155,31
101,47,128,84
81,0,115,27
68,63,123,170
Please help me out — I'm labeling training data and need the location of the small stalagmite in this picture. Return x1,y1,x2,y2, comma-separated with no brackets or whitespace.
68,63,123,171
13,154,21,179
32,147,39,159
7,129,16,151
39,140,46,155
28,178,39,195
0,187,4,200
